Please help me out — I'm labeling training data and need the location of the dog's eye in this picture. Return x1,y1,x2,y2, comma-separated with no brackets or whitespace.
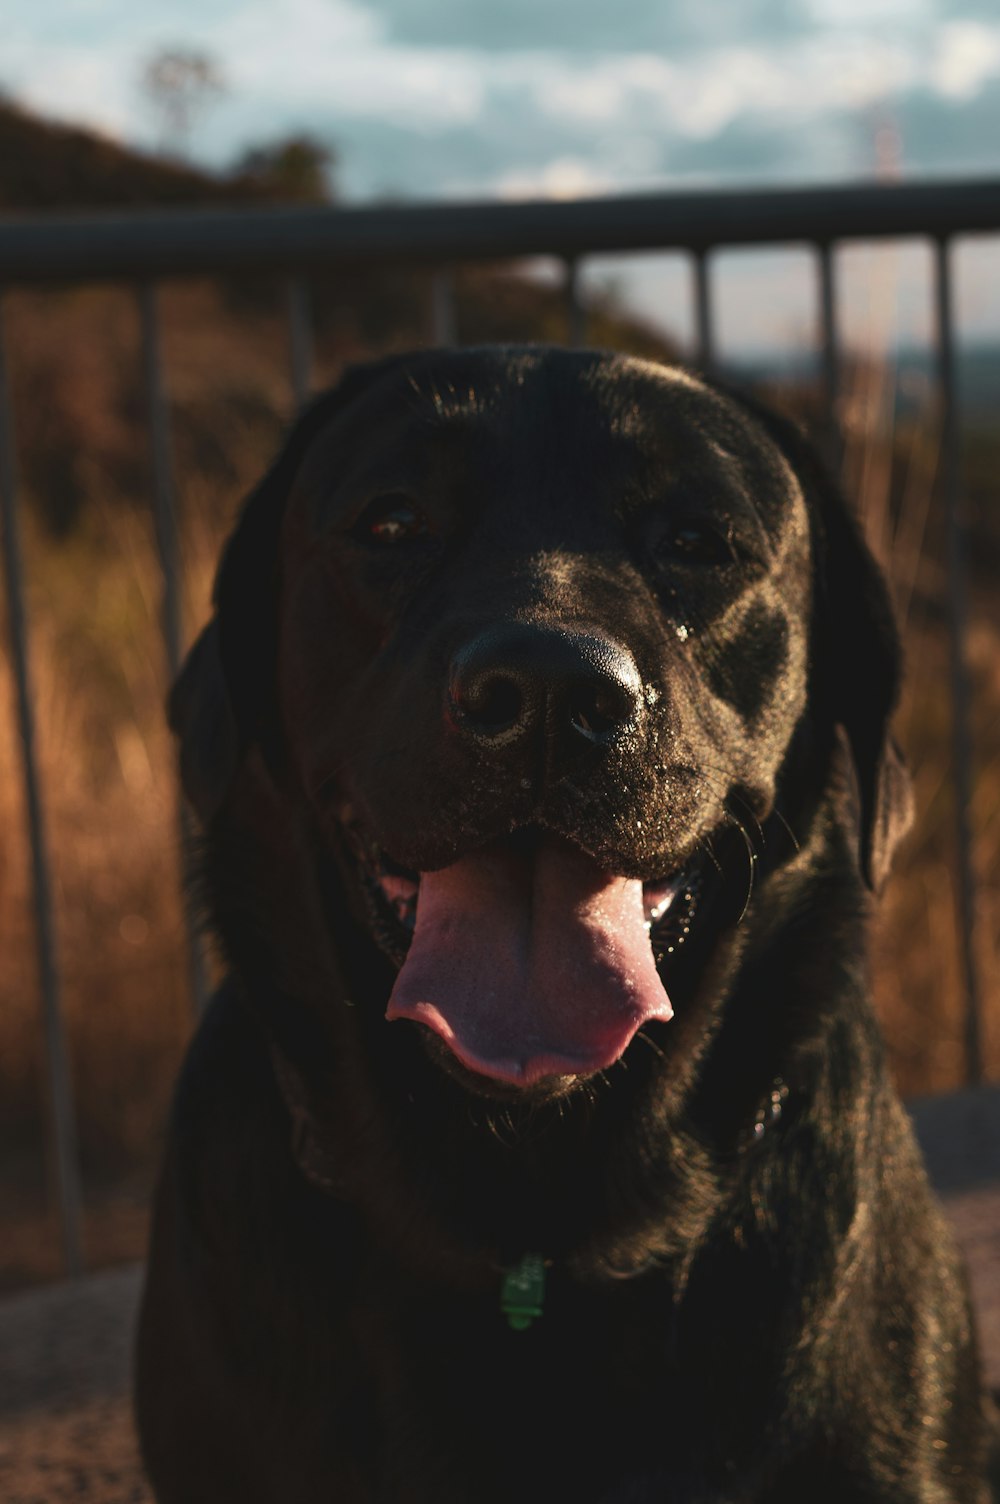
356,495,428,545
657,522,735,566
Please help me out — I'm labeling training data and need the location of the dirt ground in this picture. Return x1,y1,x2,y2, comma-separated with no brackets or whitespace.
0,1266,149,1503
1,1089,998,1502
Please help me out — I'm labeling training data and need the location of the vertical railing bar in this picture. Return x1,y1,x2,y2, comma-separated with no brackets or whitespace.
0,292,84,1277
430,267,457,346
564,258,586,348
693,249,714,372
932,236,983,1087
286,275,313,411
138,282,183,681
137,281,209,1018
817,241,842,468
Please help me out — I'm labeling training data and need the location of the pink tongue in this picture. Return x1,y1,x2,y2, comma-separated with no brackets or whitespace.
386,838,672,1085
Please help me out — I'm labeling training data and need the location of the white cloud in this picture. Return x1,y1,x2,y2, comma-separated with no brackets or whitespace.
804,0,931,21
494,156,616,199
5,0,1000,194
931,21,1000,101
488,37,923,148
236,45,486,125
6,39,142,141
542,72,632,125
222,0,380,59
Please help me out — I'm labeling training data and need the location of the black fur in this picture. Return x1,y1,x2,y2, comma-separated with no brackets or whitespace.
136,348,992,1502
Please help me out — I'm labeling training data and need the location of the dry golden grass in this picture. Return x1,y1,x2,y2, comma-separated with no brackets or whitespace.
836,351,1000,1097
0,281,997,1285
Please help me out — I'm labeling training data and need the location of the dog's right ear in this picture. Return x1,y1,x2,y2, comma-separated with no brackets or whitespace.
721,388,912,891
170,354,415,825
168,621,238,826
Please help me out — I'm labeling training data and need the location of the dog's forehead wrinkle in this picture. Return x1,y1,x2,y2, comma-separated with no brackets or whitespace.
425,379,492,424
398,352,562,433
603,373,805,544
582,385,789,539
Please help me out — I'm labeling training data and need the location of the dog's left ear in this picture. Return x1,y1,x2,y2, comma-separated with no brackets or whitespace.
171,354,415,824
168,392,342,825
733,397,913,891
168,620,239,825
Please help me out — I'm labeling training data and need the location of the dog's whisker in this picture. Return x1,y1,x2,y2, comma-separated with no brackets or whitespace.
722,812,756,924
725,791,766,851
768,801,802,854
698,832,724,876
584,1073,612,1106
633,1029,669,1067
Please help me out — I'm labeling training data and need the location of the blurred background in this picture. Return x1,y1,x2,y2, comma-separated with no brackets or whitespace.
1,0,998,1288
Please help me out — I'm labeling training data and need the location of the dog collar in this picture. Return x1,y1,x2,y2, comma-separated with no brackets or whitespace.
500,1253,548,1330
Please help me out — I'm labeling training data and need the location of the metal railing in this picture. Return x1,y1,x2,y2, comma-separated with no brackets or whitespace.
1,176,996,1277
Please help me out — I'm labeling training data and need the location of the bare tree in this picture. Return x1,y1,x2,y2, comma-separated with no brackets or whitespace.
141,48,225,159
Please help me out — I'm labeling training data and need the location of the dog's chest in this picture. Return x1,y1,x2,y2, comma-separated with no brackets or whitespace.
342,1274,712,1503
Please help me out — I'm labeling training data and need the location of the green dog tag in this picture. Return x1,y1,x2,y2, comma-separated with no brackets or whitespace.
500,1253,546,1331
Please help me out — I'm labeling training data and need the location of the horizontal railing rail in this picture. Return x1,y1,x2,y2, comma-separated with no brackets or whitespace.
0,175,994,1279
1,178,1000,283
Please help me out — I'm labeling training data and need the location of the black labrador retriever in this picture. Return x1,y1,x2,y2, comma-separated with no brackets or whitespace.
136,348,993,1502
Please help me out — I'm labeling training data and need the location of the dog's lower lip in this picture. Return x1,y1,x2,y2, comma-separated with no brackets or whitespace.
422,1030,580,1099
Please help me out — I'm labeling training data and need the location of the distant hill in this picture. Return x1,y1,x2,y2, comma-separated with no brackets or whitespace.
0,98,331,211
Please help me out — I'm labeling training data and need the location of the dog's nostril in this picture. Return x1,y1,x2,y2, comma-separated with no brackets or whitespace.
455,673,523,734
569,680,637,741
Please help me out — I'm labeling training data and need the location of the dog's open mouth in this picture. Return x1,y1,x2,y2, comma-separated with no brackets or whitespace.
342,820,699,1088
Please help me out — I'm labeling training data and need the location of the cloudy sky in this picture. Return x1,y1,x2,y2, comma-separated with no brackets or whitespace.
6,0,1000,350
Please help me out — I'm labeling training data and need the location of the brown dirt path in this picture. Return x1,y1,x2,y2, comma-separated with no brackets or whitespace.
0,1266,149,1502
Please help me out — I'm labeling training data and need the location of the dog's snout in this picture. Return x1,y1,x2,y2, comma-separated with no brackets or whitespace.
448,624,643,750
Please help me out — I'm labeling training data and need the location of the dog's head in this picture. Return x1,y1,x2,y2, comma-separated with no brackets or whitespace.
172,348,910,1096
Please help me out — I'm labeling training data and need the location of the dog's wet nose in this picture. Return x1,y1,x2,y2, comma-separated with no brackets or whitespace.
448,624,643,749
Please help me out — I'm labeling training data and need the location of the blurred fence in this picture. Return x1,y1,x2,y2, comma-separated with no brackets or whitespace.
1,177,997,1278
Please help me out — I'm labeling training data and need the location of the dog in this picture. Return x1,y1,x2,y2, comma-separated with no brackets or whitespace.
135,347,993,1502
